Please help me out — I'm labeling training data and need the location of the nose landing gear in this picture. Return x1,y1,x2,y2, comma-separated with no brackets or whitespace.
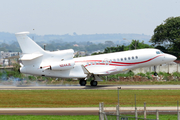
154,66,158,76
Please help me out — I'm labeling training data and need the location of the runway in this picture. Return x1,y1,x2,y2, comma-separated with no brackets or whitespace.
0,107,178,115
0,85,180,90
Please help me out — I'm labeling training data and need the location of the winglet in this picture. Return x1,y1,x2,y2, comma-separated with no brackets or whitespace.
81,65,90,74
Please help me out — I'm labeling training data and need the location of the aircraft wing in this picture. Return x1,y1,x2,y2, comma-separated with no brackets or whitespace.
81,65,118,75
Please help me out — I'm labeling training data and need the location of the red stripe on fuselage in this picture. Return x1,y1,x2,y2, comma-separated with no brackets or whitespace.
75,55,164,67
111,55,164,65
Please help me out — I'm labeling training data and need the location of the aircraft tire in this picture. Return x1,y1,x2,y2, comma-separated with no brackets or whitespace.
79,79,86,86
154,72,158,76
90,80,98,86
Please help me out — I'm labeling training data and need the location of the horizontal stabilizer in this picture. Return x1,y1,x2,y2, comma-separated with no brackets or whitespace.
20,54,43,60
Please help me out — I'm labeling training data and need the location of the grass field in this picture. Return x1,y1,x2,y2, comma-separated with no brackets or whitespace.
0,115,98,120
0,115,177,120
0,90,179,107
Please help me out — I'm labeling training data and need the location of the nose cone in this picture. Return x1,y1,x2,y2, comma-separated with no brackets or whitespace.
165,54,177,63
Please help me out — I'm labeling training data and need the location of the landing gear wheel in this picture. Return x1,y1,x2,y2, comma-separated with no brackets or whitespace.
154,72,158,76
153,66,158,76
79,79,86,86
90,80,98,86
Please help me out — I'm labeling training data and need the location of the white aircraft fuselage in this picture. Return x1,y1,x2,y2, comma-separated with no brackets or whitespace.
15,32,177,86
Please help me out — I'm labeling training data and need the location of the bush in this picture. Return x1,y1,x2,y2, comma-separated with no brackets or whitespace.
28,76,36,80
137,73,146,77
173,72,180,77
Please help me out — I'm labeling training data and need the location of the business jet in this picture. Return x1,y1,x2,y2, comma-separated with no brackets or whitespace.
15,32,177,86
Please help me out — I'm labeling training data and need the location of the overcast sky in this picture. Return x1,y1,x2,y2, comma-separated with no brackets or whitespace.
0,0,179,35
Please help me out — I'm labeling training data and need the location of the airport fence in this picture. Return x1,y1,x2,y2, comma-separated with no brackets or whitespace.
99,103,180,120
101,114,157,120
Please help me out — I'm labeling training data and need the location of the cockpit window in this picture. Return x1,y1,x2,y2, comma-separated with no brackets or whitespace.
160,51,164,54
156,51,161,54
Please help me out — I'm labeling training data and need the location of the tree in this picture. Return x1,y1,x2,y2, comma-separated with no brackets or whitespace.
91,40,152,55
150,16,180,46
128,40,152,50
150,16,180,58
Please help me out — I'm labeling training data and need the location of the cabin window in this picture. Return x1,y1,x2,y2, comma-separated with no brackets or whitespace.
121,58,123,61
132,56,134,59
117,58,119,61
110,59,112,62
156,51,160,54
128,57,130,60
113,59,116,61
124,58,127,60
136,56,138,59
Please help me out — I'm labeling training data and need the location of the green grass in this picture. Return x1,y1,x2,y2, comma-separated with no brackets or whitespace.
0,90,179,107
0,115,178,120
0,115,98,120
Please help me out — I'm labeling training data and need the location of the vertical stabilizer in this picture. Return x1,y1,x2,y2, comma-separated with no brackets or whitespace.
15,32,44,54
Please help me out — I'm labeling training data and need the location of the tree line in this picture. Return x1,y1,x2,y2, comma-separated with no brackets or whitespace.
91,40,152,55
92,16,180,59
150,16,180,59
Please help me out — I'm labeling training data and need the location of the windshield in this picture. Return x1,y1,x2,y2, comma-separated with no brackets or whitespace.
156,51,163,54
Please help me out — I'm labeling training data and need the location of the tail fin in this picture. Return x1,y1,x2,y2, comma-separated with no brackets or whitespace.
15,32,44,54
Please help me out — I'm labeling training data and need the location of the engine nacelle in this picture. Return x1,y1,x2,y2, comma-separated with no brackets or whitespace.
50,60,75,71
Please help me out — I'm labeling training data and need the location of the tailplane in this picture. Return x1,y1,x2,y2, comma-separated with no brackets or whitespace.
15,32,44,54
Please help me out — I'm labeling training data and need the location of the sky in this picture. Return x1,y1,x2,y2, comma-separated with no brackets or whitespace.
0,0,179,36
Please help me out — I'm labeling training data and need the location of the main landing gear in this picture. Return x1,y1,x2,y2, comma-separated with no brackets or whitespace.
90,80,98,86
79,79,86,86
79,75,101,86
79,79,98,86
